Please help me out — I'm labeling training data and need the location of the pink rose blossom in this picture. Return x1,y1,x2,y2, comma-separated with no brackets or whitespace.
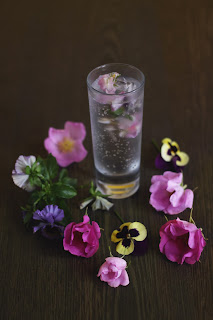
63,215,101,258
159,218,206,264
44,121,87,167
118,112,142,138
97,257,129,288
149,171,194,215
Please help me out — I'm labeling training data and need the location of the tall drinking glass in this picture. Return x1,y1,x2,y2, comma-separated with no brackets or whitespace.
87,63,145,199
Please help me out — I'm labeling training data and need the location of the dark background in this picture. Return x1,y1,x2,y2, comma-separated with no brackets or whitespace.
1,0,213,319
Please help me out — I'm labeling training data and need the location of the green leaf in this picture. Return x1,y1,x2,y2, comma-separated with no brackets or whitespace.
25,166,31,174
46,154,58,180
23,211,33,225
59,168,68,181
109,106,125,117
89,181,95,196
52,183,77,199
62,177,77,187
57,199,72,225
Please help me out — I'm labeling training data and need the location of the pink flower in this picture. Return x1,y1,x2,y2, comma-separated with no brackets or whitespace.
44,121,87,167
159,218,206,264
98,72,120,94
149,171,194,215
63,215,101,258
97,257,129,288
118,112,142,138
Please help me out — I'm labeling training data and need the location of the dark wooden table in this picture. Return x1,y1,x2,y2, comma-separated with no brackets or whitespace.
1,0,213,319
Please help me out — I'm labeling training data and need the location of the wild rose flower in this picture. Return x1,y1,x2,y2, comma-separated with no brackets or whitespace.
12,155,37,192
155,138,189,172
118,112,142,138
111,222,147,255
63,215,101,258
33,205,64,239
98,72,120,94
97,257,129,288
44,121,87,167
159,218,206,264
149,171,194,215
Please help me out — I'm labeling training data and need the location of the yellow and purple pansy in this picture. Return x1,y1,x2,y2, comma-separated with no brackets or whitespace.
155,138,189,172
111,222,148,256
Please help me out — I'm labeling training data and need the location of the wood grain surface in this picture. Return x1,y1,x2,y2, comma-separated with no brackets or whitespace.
0,0,212,319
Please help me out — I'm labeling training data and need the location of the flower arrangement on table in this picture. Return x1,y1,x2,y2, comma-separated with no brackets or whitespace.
12,78,207,288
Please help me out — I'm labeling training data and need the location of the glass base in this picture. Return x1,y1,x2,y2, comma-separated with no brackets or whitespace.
96,177,140,199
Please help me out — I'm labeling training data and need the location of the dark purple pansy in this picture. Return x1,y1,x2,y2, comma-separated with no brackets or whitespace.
33,205,64,239
155,138,189,172
111,222,148,256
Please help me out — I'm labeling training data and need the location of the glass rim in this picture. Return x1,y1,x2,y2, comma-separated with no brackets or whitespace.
86,63,145,96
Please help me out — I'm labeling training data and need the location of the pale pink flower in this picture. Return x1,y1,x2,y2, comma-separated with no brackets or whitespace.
118,112,142,138
149,171,193,215
44,121,87,167
98,72,120,94
12,155,37,191
159,218,206,264
97,257,129,288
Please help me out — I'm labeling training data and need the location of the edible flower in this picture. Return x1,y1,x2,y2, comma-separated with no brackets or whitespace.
149,171,194,215
155,138,189,172
80,182,114,211
111,221,147,255
44,121,87,167
118,112,142,138
97,257,129,288
63,215,101,258
98,72,120,94
159,216,206,264
33,205,65,239
12,155,38,192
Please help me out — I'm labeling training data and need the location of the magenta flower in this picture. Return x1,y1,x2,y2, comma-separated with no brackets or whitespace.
63,215,101,258
98,72,120,94
159,218,206,264
44,121,87,167
97,257,129,288
118,112,142,138
149,171,194,215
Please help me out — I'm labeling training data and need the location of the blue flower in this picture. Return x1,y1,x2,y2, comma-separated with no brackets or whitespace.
33,205,64,239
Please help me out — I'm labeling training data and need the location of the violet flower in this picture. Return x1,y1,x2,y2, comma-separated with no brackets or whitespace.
149,171,194,215
33,205,64,239
44,121,87,167
12,155,37,192
155,138,189,172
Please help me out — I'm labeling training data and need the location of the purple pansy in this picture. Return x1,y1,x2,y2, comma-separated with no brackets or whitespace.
44,121,87,167
33,205,64,239
155,138,189,172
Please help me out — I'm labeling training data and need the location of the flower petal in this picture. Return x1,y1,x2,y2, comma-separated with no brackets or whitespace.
161,143,173,162
128,222,147,241
116,239,134,255
175,151,189,166
65,121,86,141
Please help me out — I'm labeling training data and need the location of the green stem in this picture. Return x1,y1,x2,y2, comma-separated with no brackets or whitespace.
151,139,161,153
113,210,125,224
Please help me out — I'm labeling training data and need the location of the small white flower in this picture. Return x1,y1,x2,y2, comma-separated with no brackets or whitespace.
92,196,114,211
12,155,36,192
80,198,93,210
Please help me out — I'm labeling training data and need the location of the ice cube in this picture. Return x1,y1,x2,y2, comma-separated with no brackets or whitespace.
115,76,136,94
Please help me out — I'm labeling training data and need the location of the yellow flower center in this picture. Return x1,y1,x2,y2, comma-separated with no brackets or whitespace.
58,138,75,153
